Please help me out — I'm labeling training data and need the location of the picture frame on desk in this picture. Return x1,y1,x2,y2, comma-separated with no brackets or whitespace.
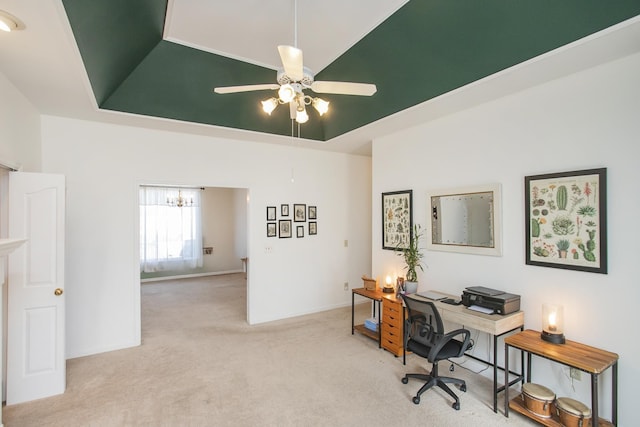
382,190,413,250
525,168,607,274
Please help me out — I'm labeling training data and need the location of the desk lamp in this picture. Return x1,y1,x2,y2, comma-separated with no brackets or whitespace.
383,275,395,293
541,304,565,344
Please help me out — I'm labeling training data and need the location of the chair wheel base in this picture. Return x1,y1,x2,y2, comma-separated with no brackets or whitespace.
412,396,420,404
401,376,408,384
452,401,460,410
459,384,467,392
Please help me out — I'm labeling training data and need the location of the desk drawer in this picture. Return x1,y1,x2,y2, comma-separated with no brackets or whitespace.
382,341,403,356
380,332,402,356
383,300,402,317
381,325,402,345
382,311,402,327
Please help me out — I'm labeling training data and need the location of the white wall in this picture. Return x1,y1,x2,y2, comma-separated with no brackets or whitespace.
0,73,41,172
372,52,640,426
39,117,372,358
0,73,43,402
200,187,245,273
233,188,248,261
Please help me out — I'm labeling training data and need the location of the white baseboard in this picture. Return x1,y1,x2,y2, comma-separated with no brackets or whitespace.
140,270,243,283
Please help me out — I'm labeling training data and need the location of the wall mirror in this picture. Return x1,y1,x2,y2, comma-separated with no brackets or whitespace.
427,184,502,256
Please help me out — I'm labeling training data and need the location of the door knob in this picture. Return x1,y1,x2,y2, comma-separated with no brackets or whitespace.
54,288,64,296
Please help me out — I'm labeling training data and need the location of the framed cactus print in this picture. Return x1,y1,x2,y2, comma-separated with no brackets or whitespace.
525,168,607,274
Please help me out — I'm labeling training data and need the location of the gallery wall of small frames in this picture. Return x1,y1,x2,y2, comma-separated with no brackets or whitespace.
267,204,317,238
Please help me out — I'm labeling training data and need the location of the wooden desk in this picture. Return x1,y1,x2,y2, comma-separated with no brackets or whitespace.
504,329,618,426
419,294,525,413
351,289,525,413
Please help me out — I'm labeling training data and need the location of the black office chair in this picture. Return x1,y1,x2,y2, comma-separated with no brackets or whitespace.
401,294,472,410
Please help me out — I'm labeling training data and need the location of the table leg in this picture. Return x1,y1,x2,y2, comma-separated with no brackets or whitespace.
612,361,618,426
493,334,498,412
591,373,599,427
351,291,355,335
402,306,406,365
377,300,381,348
504,343,510,417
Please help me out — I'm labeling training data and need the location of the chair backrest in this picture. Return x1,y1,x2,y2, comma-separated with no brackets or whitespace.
401,294,444,347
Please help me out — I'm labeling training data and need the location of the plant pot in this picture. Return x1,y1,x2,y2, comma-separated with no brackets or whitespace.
404,281,418,294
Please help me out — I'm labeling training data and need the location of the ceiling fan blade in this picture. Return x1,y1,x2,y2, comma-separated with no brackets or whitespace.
214,84,279,94
310,81,377,96
278,45,304,81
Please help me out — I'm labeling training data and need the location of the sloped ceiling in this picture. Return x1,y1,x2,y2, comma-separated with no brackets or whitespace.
60,1,640,142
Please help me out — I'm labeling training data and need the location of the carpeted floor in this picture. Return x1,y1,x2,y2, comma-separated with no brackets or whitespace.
3,274,536,426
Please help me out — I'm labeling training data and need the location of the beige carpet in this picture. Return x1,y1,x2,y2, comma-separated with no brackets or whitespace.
3,274,536,426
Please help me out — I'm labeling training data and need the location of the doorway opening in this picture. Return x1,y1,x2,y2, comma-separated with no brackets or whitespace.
138,185,249,335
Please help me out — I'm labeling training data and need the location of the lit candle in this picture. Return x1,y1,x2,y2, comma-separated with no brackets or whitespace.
548,311,557,332
385,276,392,287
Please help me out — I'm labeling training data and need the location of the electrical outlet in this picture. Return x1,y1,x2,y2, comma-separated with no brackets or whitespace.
570,367,582,381
343,282,349,291
264,246,273,254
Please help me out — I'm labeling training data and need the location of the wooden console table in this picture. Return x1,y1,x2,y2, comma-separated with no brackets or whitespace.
504,329,618,426
351,288,383,347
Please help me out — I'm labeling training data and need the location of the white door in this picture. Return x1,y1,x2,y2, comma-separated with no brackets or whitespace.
6,172,65,405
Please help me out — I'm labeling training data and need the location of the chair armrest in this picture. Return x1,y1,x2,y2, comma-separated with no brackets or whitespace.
429,328,471,360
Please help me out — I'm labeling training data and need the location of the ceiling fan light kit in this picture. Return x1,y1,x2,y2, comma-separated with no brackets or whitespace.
213,0,376,126
0,10,24,32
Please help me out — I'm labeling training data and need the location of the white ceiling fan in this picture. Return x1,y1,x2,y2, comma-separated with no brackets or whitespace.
213,1,377,124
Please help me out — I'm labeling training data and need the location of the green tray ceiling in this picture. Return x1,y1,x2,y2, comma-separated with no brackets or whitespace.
62,0,640,141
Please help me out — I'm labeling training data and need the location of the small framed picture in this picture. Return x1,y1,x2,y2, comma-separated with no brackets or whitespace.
308,206,317,220
309,221,317,235
281,204,289,216
294,204,306,222
297,226,304,238
267,206,276,221
267,222,277,237
279,220,292,238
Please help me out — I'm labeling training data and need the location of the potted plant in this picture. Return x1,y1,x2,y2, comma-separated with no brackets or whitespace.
397,224,425,294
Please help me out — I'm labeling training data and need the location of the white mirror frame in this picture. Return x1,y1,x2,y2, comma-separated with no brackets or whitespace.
426,183,502,256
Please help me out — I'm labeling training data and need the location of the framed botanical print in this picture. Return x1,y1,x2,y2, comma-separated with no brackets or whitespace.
308,206,317,220
525,168,607,274
296,226,304,238
309,221,317,235
281,204,289,216
382,190,413,250
267,222,277,237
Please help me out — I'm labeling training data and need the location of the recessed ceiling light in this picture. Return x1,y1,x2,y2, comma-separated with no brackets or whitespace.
0,10,25,32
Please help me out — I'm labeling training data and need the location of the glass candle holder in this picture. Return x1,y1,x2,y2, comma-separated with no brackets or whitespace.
541,304,565,344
